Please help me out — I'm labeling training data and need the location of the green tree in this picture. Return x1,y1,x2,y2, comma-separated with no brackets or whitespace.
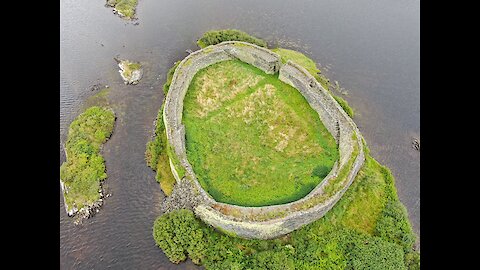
153,209,207,264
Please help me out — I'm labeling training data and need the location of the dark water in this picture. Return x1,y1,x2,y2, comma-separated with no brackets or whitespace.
60,0,419,268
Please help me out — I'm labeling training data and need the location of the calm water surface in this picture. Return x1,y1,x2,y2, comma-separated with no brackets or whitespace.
60,0,419,268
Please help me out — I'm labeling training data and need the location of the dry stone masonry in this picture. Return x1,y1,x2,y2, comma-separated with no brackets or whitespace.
163,41,365,239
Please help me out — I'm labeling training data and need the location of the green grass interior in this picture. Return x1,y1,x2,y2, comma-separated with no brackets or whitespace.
182,60,339,206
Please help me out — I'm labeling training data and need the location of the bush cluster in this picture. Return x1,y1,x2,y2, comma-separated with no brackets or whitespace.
153,209,414,270
197,29,267,48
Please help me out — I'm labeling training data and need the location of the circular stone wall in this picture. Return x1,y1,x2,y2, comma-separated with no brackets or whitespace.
163,41,365,239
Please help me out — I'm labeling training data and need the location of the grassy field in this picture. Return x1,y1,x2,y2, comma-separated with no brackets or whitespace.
60,106,115,211
183,60,339,206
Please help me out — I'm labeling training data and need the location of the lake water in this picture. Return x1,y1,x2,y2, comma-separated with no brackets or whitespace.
60,0,419,268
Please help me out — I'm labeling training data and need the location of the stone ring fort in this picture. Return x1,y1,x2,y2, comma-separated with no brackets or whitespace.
163,41,365,239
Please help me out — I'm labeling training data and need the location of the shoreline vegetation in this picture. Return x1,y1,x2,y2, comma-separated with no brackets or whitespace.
197,29,267,49
144,63,179,196
153,152,419,269
60,106,116,223
149,30,419,269
106,0,138,20
115,58,143,85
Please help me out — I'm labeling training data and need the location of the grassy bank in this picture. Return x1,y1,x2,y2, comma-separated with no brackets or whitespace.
272,48,354,118
183,60,338,206
60,106,115,212
145,63,179,196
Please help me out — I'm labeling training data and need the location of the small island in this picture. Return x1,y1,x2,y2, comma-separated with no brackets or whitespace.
106,0,138,20
60,106,115,223
147,30,420,269
183,59,339,207
116,58,143,85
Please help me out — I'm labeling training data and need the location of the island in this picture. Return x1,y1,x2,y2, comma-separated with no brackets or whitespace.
105,0,138,20
116,58,143,85
147,30,420,269
60,105,116,223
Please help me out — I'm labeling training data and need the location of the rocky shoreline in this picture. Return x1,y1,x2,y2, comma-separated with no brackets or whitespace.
162,179,202,214
61,143,113,225
60,177,112,225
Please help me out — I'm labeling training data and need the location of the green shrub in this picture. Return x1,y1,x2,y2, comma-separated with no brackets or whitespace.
248,248,295,270
312,165,331,179
152,209,207,264
156,154,176,196
294,233,346,270
145,61,178,196
202,232,248,270
348,237,406,270
373,164,416,252
405,251,420,270
145,108,167,169
333,95,354,118
374,200,415,251
197,29,267,48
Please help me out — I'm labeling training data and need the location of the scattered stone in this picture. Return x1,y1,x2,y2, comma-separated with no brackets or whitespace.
90,83,103,91
162,179,203,213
